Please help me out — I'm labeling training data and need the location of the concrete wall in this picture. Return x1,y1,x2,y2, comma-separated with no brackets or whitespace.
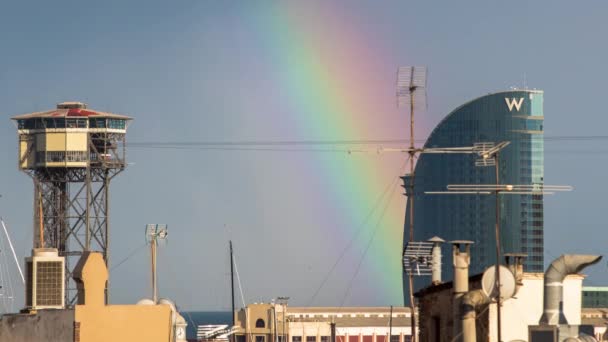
416,273,585,342
0,310,74,342
75,304,173,342
492,274,584,342
417,275,489,342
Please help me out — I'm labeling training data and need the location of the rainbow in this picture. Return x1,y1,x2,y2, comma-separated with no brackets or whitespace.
242,3,432,305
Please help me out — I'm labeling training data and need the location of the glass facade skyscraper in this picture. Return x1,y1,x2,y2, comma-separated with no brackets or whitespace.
404,90,544,292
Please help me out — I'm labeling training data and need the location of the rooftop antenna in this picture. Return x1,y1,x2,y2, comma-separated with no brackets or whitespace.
425,141,572,342
397,65,426,342
403,241,434,277
145,224,168,304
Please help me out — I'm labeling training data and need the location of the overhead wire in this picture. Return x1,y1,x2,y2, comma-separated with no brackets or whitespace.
125,135,608,154
339,178,400,308
110,243,147,272
307,159,408,306
127,134,608,148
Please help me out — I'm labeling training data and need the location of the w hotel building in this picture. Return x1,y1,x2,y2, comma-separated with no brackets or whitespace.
404,90,544,285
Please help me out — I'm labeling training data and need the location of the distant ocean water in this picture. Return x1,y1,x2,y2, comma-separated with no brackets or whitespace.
182,311,232,340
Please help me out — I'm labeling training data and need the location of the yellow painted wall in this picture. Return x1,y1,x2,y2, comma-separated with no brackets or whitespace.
41,132,87,151
44,132,66,151
75,304,173,342
66,132,87,151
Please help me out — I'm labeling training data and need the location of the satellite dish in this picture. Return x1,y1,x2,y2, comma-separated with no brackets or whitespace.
481,265,516,301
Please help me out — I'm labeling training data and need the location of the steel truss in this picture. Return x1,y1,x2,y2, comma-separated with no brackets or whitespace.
26,132,126,306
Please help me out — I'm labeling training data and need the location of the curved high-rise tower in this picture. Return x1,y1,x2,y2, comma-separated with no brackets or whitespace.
404,90,544,295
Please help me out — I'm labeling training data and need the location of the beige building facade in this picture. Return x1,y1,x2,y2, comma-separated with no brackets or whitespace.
416,272,587,342
0,251,186,342
234,304,411,342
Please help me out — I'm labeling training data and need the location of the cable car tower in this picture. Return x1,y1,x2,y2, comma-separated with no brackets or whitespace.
12,102,131,305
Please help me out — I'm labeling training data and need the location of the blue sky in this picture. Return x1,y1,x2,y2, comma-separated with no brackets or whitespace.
0,1,607,310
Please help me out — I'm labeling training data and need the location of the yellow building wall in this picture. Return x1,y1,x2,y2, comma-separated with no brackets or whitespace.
75,305,173,342
41,132,87,151
44,132,66,151
66,132,87,151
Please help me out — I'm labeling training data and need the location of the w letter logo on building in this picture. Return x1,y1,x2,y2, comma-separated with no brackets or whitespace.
505,97,524,112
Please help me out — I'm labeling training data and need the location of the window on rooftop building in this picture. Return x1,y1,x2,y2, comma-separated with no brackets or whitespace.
255,319,265,328
90,118,106,128
108,119,125,129
293,336,302,342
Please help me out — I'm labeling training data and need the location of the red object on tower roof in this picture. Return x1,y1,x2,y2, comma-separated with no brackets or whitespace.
11,102,132,120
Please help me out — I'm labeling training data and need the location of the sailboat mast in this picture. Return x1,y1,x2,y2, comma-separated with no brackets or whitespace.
230,240,236,326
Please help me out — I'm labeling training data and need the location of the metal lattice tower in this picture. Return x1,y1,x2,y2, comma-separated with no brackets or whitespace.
12,102,131,305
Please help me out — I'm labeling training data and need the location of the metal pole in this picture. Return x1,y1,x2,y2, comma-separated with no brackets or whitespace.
283,302,287,342
0,219,25,284
38,190,44,248
494,155,502,342
231,241,236,326
408,85,417,342
152,239,157,304
389,305,393,342
104,171,110,304
85,135,92,251
274,306,278,342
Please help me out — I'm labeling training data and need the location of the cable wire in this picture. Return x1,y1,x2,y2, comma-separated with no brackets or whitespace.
127,134,608,150
339,179,400,308
110,243,147,272
307,158,408,306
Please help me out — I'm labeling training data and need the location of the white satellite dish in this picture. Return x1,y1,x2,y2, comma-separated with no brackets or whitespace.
481,265,516,301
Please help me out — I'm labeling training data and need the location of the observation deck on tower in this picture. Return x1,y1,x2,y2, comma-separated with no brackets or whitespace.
13,101,131,169
11,101,132,305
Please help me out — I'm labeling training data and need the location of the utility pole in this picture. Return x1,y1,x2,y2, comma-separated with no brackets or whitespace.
389,305,393,342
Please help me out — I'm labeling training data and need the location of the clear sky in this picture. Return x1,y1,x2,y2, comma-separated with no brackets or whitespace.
0,1,607,311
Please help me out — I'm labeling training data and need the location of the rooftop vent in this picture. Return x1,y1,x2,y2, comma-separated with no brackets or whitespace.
57,102,87,110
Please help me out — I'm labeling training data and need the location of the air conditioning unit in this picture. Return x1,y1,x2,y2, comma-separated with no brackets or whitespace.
25,248,65,309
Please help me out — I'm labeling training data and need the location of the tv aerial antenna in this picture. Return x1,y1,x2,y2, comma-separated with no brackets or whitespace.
145,224,168,304
396,65,427,342
403,241,433,276
425,141,572,342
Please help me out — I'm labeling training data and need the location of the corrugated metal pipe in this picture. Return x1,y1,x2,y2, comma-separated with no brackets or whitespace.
539,254,602,325
460,289,490,342
451,241,473,341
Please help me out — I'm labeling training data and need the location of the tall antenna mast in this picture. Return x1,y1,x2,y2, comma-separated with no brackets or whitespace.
146,224,168,304
397,66,427,342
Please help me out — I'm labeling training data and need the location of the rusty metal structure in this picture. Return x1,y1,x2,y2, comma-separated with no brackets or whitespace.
12,102,131,305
